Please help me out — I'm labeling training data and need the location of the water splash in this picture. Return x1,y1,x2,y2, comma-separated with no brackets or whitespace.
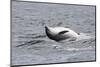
76,33,93,41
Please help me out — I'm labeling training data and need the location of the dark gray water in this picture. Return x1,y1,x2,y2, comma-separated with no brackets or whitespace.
11,1,96,66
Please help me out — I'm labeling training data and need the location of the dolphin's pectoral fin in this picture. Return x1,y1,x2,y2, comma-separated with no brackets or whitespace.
58,30,69,35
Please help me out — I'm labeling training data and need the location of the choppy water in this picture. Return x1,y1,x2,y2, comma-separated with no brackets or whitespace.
11,1,96,66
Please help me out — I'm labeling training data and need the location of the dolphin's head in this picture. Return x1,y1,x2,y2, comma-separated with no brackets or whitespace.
45,26,57,35
45,26,59,40
45,26,49,32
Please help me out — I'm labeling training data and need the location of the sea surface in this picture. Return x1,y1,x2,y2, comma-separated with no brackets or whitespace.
11,1,96,66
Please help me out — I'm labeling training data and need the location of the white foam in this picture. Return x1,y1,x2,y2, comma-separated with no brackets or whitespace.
76,33,93,41
63,46,94,51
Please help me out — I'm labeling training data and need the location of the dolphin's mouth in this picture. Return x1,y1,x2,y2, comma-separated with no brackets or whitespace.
45,26,50,32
